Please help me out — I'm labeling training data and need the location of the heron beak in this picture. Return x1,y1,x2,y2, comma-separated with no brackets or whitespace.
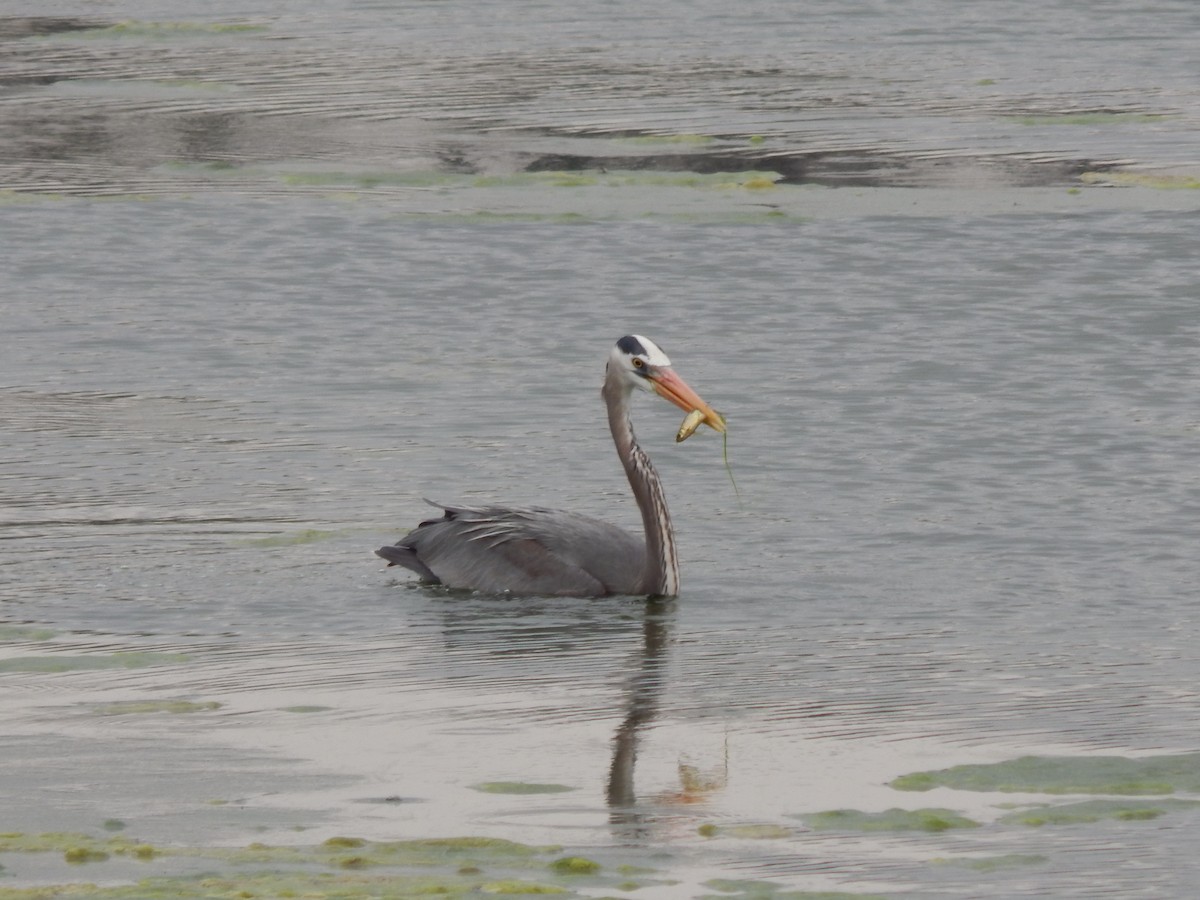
650,368,726,434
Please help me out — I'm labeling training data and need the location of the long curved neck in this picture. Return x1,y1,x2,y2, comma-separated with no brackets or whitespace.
603,376,679,597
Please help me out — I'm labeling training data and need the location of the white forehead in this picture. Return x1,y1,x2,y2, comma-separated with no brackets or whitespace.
614,334,672,366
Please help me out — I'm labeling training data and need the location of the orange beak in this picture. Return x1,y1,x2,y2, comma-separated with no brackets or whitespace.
649,368,726,434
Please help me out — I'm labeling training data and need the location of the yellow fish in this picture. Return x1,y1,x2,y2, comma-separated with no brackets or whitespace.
672,408,715,444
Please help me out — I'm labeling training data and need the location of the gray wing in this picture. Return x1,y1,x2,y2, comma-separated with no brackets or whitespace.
376,501,645,597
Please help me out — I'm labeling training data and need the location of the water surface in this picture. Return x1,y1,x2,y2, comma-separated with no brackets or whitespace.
2,2,1200,897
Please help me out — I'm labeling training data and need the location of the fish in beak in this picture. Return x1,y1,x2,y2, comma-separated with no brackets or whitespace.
647,368,726,441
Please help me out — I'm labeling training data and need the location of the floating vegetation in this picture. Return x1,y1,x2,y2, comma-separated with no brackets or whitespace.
549,856,600,875
0,190,70,205
891,752,1200,795
1080,171,1200,189
0,652,190,674
0,626,55,642
479,881,567,895
63,847,110,864
92,700,220,716
0,872,560,900
797,808,980,833
998,798,1200,828
411,211,595,225
238,529,341,547
272,165,780,199
931,854,1048,872
470,782,576,795
278,171,449,189
471,169,782,191
0,832,161,861
1009,112,1169,126
0,834,685,900
281,704,334,713
618,133,715,145
696,824,794,840
700,878,885,899
62,20,269,39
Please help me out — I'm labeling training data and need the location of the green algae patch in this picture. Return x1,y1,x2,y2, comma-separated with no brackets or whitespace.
549,856,600,875
0,872,528,899
282,704,334,713
891,752,1200,796
701,878,885,899
799,808,980,833
470,169,782,191
280,171,445,190
1010,112,1170,126
93,699,220,716
0,832,166,862
482,881,568,894
240,528,341,547
0,626,55,642
67,20,268,39
63,847,109,864
618,134,716,145
220,835,553,870
471,782,576,795
323,836,367,849
1080,171,1200,190
0,651,189,673
931,854,1048,873
0,835,669,898
998,798,1200,828
409,837,549,857
698,824,794,840
702,879,782,895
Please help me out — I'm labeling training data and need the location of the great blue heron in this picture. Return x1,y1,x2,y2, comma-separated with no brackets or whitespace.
376,334,725,597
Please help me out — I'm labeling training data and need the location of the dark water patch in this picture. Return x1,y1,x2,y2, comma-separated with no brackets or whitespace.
0,17,106,39
520,142,1112,188
2,10,1189,199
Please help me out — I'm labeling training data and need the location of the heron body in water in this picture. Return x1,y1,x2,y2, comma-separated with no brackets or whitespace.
376,335,725,597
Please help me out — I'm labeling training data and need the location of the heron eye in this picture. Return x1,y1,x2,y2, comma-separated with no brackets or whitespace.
631,358,644,369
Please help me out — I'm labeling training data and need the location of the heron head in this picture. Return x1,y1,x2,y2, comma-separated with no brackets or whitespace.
608,334,726,434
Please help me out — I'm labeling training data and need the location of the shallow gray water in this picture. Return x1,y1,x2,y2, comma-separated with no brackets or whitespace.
5,199,1200,896
2,3,1200,898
